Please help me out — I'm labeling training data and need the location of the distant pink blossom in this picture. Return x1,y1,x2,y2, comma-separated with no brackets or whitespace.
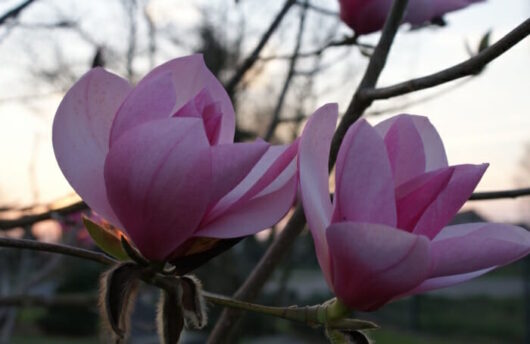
299,105,530,311
53,55,298,262
339,0,484,35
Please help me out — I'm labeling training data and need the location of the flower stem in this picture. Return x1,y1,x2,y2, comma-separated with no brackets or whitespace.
0,237,376,330
202,291,376,331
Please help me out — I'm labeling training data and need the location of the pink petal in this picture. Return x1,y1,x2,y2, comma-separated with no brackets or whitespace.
207,139,299,221
327,222,431,311
52,68,131,227
382,115,426,186
333,119,396,227
209,141,269,208
196,173,297,238
430,223,530,277
298,104,337,231
412,163,488,238
405,0,485,26
208,145,286,215
104,117,212,261
298,104,338,281
375,114,448,172
404,268,493,296
339,0,484,35
173,88,224,145
395,167,454,231
339,0,390,35
199,140,299,236
110,54,235,145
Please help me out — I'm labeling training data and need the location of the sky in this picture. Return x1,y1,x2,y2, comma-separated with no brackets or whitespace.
0,0,529,223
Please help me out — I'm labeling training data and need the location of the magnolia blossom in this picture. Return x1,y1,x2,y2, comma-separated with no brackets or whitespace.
299,104,530,311
53,55,298,262
339,0,484,35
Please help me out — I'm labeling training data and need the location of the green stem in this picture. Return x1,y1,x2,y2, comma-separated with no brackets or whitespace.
324,298,351,322
0,237,376,331
202,291,376,331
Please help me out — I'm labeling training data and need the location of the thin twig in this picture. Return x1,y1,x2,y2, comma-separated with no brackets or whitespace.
366,78,473,117
264,2,308,141
0,0,36,26
0,201,87,230
362,18,530,101
224,0,296,96
470,188,530,201
0,238,115,265
259,35,373,61
143,4,156,69
123,0,137,80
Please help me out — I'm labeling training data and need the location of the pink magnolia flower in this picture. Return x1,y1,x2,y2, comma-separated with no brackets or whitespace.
299,104,530,311
53,54,298,262
339,0,484,35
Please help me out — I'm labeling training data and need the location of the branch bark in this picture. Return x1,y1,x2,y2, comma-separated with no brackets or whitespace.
470,187,530,201
0,201,87,230
0,237,115,265
362,18,530,101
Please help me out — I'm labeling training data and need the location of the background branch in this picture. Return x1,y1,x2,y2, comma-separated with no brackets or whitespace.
264,1,308,141
0,0,36,26
470,187,530,201
362,18,530,101
224,0,296,96
0,201,87,230
0,237,115,265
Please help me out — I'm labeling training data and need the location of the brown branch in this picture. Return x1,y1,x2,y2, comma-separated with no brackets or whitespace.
0,237,115,265
0,201,87,230
0,0,36,26
264,2,308,141
208,2,410,342
328,0,409,169
259,35,374,62
224,0,296,96
362,18,530,101
470,187,530,201
365,78,472,117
